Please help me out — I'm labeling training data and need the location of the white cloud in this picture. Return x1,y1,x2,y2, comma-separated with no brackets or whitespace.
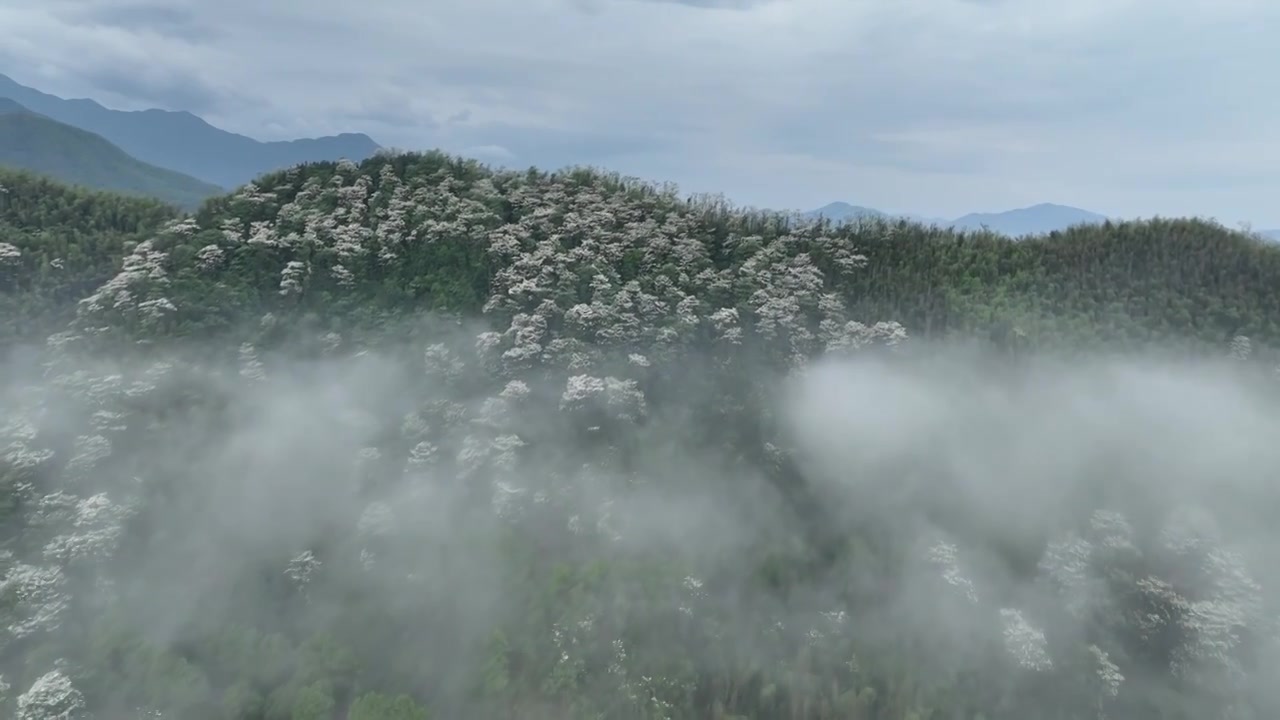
0,0,1277,224
462,144,515,161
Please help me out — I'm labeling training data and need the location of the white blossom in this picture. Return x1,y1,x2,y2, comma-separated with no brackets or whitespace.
0,241,21,265
561,374,606,410
279,260,309,296
1038,533,1099,618
0,564,69,639
406,440,438,471
320,331,343,353
490,434,525,472
709,308,742,345
330,263,355,288
927,541,978,604
999,608,1053,672
77,241,168,315
195,244,225,271
285,550,322,592
2,441,55,474
62,434,112,483
1089,644,1123,698
246,220,282,248
1089,509,1137,555
423,343,466,380
42,493,131,565
16,668,87,720
164,217,200,236
500,379,530,401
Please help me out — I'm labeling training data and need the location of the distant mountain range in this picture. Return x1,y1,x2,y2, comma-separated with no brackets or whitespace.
1,73,1275,235
0,98,222,209
806,202,1280,241
805,201,1111,237
0,73,380,189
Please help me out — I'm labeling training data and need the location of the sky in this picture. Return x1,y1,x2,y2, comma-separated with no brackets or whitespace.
1,0,1278,225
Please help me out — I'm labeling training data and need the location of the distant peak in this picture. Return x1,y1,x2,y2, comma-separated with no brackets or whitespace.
141,107,197,117
1021,202,1090,212
810,201,884,214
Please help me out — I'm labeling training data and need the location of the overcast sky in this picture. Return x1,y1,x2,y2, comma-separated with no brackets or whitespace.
2,0,1278,225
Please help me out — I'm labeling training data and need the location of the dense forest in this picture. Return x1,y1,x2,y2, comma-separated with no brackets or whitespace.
0,168,179,345
2,152,1279,719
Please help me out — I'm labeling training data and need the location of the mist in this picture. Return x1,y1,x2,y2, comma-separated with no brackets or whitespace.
3,312,1278,718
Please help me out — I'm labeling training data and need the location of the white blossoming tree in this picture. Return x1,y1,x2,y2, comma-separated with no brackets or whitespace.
16,668,87,720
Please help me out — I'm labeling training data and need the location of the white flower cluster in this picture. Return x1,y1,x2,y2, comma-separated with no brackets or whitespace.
999,608,1053,672
0,241,21,265
77,239,170,316
926,540,979,604
16,668,87,720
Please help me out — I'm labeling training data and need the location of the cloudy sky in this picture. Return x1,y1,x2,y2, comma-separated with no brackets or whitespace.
2,0,1278,225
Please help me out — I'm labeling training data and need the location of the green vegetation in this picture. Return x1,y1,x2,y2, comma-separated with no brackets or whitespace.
0,101,223,210
0,167,178,348
6,150,1277,356
840,216,1280,355
1,152,1278,719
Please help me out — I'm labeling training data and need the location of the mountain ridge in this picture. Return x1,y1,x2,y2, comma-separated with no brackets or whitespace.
3,75,1268,240
0,73,381,189
0,98,223,209
806,200,1110,237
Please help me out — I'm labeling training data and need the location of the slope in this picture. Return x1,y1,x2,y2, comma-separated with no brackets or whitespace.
0,100,223,209
838,216,1280,354
31,152,1278,362
4,152,1280,720
3,152,1277,357
0,166,179,346
0,73,381,189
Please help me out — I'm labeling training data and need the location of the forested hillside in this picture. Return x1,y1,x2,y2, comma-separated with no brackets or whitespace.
2,152,1279,719
841,217,1280,355
7,151,1277,354
0,168,178,348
